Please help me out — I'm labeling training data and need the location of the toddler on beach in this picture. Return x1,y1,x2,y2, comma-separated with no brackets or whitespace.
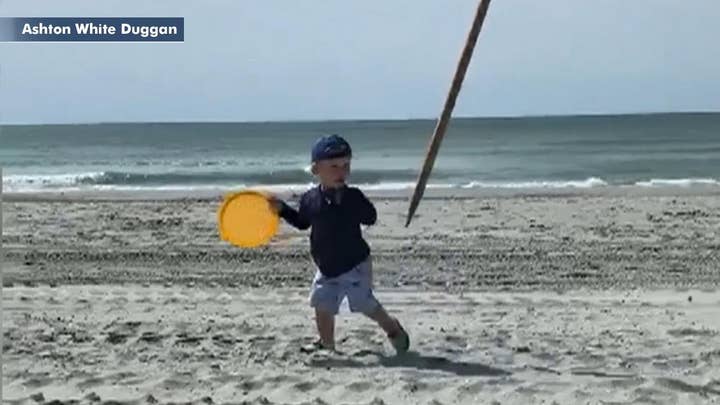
269,134,410,354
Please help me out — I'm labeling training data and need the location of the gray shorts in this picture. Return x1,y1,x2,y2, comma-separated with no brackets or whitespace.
309,257,380,315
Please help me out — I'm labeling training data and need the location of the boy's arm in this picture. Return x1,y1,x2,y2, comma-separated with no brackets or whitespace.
368,261,374,288
272,195,311,230
351,188,377,225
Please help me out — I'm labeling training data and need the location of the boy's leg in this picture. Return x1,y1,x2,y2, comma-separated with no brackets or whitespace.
309,270,342,350
314,308,336,349
364,305,410,354
345,258,410,353
365,305,410,353
364,304,401,335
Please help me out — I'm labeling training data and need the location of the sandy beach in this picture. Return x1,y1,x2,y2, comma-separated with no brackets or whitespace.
3,188,720,404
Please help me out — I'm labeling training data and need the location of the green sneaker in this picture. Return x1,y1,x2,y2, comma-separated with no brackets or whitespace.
388,320,410,354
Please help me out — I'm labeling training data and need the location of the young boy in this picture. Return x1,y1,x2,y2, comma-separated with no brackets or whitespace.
269,134,410,354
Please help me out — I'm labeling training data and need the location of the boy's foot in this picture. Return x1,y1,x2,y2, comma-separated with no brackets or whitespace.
387,319,410,354
300,339,335,354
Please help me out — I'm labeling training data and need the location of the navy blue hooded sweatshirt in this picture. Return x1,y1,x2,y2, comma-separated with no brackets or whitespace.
279,185,376,278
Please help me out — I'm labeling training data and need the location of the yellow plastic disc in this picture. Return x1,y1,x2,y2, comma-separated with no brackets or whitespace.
217,190,279,248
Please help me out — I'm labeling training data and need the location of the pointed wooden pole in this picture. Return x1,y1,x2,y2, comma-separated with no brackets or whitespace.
405,0,492,227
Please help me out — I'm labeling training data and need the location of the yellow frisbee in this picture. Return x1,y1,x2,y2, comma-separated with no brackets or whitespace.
217,190,279,248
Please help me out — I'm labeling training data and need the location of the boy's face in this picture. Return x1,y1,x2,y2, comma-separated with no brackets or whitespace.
313,156,351,188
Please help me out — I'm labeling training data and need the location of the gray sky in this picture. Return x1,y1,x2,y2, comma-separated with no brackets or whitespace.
1,0,719,124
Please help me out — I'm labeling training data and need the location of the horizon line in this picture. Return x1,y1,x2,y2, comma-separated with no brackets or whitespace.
1,110,719,126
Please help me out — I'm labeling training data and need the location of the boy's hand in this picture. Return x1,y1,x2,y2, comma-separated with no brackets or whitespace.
264,193,283,214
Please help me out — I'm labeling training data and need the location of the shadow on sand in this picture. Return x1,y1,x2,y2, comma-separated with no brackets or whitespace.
308,350,511,377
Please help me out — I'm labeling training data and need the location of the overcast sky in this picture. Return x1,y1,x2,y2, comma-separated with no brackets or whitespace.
1,0,719,124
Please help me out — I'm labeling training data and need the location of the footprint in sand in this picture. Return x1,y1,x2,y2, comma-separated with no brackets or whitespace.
632,386,683,404
175,332,205,345
346,381,374,392
211,333,238,347
248,335,277,351
599,376,647,390
656,357,701,369
107,371,139,384
265,373,303,385
77,376,106,390
210,372,250,385
29,393,46,403
293,380,322,392
443,334,468,347
83,392,102,402
570,368,637,379
236,378,265,392
21,373,54,389
106,331,133,344
667,327,718,338
138,331,166,344
104,321,142,342
161,372,195,390
303,398,332,405
457,380,486,395
348,327,384,347
402,380,431,394
350,349,382,358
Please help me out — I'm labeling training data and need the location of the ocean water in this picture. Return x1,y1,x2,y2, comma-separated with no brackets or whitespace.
2,113,719,193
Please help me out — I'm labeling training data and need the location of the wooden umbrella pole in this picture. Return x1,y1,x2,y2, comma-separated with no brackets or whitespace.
405,0,492,227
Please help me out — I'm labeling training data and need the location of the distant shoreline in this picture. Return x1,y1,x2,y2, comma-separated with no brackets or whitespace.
5,184,720,202
2,110,719,127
